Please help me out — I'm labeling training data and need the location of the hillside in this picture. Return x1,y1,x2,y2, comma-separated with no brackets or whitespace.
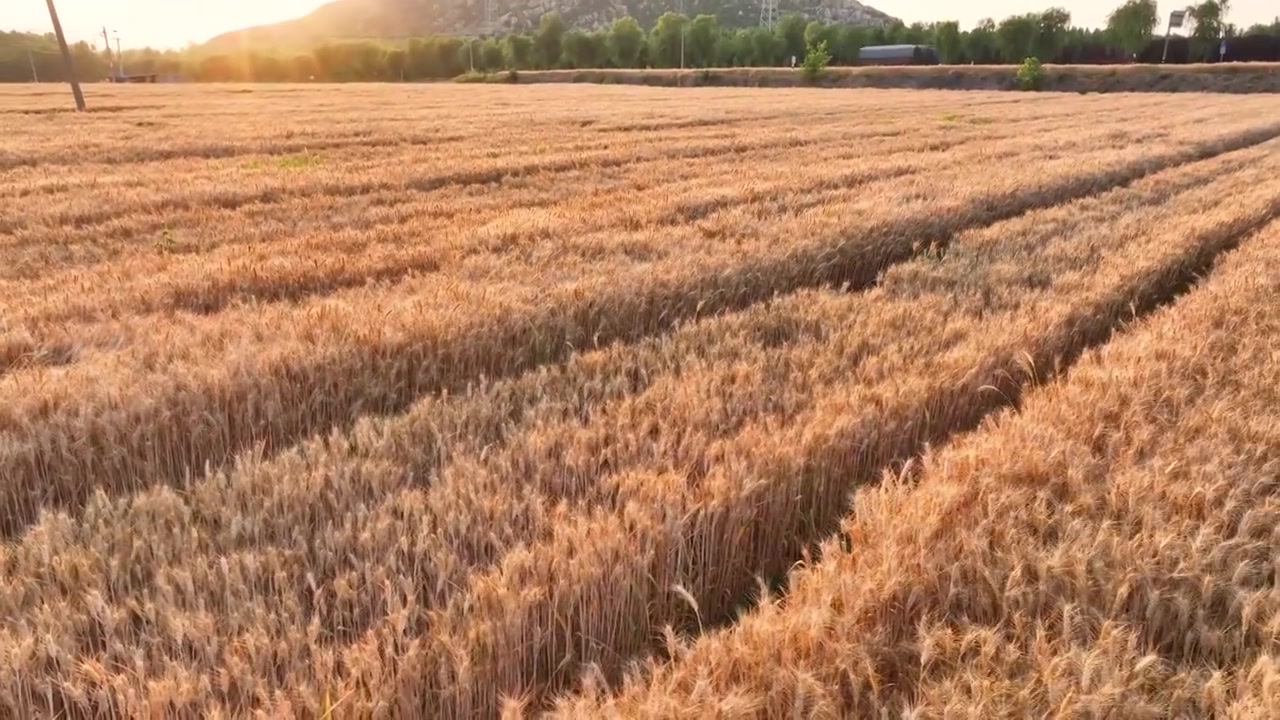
204,0,899,49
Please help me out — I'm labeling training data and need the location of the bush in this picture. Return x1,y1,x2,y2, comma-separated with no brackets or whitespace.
801,40,831,85
506,69,519,83
1016,57,1043,91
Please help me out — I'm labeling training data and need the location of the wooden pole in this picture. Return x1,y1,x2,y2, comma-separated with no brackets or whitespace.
102,27,114,78
46,0,87,111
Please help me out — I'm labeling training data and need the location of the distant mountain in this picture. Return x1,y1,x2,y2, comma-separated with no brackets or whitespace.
205,0,899,49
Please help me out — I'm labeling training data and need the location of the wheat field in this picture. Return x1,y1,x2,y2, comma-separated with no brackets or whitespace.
1,83,1279,718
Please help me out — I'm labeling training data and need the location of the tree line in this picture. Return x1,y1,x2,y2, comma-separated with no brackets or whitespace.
2,1,1277,83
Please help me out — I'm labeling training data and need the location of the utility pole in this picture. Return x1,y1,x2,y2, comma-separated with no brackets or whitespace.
115,35,124,76
46,0,86,111
679,0,686,70
28,50,39,83
102,26,113,76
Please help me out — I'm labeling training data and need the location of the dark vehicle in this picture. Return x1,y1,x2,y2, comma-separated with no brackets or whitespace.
859,44,941,66
109,73,159,83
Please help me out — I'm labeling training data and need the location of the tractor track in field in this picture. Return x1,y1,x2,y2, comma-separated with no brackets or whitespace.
406,170,1280,720
728,204,1280,626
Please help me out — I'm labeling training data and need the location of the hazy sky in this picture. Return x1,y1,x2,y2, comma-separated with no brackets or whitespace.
3,0,1277,49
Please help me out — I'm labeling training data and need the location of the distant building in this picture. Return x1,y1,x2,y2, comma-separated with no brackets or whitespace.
859,45,941,67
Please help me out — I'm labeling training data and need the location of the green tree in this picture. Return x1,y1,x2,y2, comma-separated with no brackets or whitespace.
608,16,645,68
72,41,110,80
435,37,466,77
804,21,825,49
686,15,719,67
801,39,831,83
245,53,285,82
831,25,866,65
196,54,243,82
803,21,842,62
563,30,606,68
967,18,999,63
775,14,808,64
1243,21,1279,36
385,48,407,80
749,26,784,66
481,39,506,71
649,12,690,68
715,28,753,67
291,53,319,80
1187,1,1231,60
932,20,962,63
591,30,613,66
996,14,1039,62
533,11,566,68
1016,56,1044,89
1106,0,1159,58
406,38,431,78
902,21,932,45
505,34,533,69
311,43,347,80
1034,7,1072,61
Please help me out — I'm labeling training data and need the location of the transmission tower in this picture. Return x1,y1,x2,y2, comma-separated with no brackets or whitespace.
482,0,497,35
759,0,779,30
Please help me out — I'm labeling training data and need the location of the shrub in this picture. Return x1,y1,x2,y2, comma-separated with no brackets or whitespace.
1016,57,1044,91
506,69,519,83
801,40,831,85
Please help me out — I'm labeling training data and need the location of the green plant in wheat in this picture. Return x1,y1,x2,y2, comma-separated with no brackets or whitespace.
1016,57,1044,91
802,40,832,85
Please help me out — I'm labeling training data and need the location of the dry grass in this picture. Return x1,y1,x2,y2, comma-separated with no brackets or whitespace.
1,84,1279,717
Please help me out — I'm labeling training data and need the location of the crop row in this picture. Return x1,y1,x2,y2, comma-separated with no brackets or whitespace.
0,87,1185,169
3,138,1278,715
0,102,1126,311
0,88,1021,170
556,217,1280,718
0,102,1192,371
4,114,1279,543
1,96,1165,242
4,116,1278,537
